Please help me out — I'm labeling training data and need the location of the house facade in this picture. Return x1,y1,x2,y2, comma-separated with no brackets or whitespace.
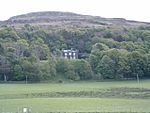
61,49,78,59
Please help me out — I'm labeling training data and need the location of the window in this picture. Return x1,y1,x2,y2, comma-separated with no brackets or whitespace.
69,52,72,56
64,53,67,56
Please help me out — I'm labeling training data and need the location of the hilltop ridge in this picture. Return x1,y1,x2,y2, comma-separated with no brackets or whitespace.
1,11,149,29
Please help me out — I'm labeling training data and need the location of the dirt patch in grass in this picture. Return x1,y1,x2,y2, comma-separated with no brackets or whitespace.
0,87,150,99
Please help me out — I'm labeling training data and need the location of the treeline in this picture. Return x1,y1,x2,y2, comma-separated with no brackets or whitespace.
90,46,150,79
0,25,150,82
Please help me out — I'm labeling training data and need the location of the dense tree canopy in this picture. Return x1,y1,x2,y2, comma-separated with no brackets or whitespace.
0,22,150,82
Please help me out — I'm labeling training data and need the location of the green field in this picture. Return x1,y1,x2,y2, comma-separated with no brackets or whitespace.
0,80,150,112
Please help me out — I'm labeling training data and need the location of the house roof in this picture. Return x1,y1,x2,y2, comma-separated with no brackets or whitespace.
62,50,78,53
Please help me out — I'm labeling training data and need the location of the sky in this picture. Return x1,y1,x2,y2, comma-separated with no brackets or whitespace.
0,0,150,22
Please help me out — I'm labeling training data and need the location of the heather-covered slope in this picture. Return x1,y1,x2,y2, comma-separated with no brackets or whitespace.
1,11,149,29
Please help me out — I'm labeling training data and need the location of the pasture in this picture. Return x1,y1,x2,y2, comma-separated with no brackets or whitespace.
0,80,150,112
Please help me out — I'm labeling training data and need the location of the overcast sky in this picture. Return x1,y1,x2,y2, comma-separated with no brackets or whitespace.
0,0,150,22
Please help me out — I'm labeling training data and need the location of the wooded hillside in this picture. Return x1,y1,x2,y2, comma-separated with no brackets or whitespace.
0,11,150,81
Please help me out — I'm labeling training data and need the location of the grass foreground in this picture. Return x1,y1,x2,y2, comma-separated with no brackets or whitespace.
0,79,150,112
